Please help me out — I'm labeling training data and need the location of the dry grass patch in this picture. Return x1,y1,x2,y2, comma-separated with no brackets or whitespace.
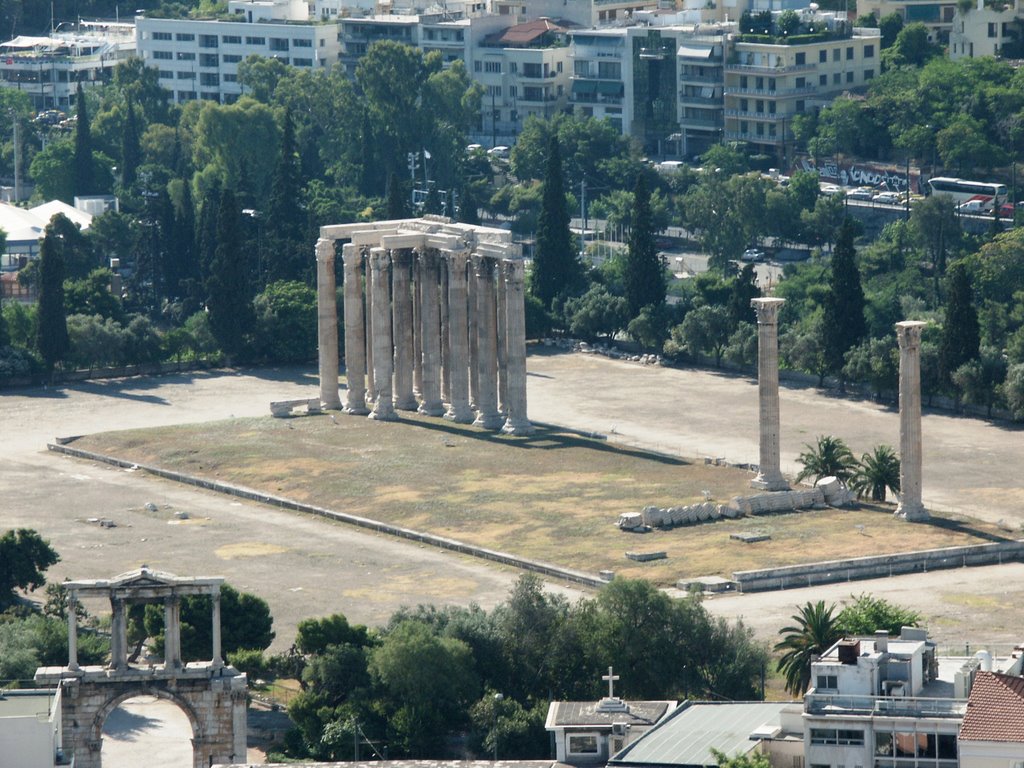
71,412,1014,586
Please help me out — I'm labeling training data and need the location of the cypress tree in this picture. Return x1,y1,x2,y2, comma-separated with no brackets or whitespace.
120,95,142,190
822,218,867,377
624,173,665,318
457,185,480,225
174,181,200,304
940,261,980,382
266,108,306,283
385,172,407,219
531,135,581,309
36,224,69,375
72,83,96,198
197,185,221,281
205,189,253,363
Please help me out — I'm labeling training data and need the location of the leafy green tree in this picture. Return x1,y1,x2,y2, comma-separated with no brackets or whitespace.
849,445,901,502
73,84,98,197
145,583,274,662
0,529,60,610
205,188,253,363
878,12,904,48
120,95,142,191
672,305,733,366
1004,363,1024,420
940,261,980,387
822,219,867,378
36,223,70,375
724,322,758,367
385,171,408,219
841,337,898,399
237,55,291,102
952,345,1007,416
266,108,308,284
882,22,941,68
728,264,761,325
836,594,921,635
253,280,318,363
563,285,630,342
782,315,829,386
796,435,857,483
627,303,671,352
624,173,665,318
296,613,371,656
64,268,123,321
530,136,581,308
712,749,773,768
911,195,959,279
30,140,76,204
775,601,841,696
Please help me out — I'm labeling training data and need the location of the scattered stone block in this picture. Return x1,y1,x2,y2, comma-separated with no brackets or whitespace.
731,531,771,543
676,576,737,593
625,551,668,562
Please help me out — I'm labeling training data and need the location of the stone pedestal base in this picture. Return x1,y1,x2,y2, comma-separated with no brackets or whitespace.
444,404,474,423
418,399,445,417
343,403,370,416
369,402,397,421
394,394,419,411
473,410,504,430
501,416,534,435
894,500,929,521
750,473,789,492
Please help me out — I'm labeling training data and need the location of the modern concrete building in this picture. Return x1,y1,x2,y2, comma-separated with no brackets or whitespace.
135,13,341,103
949,0,1022,59
959,671,1024,768
856,0,957,43
0,688,64,767
0,22,136,111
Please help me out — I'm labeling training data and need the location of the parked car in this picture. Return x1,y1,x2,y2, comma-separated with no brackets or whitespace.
820,183,842,195
742,248,766,262
487,146,510,159
846,187,875,201
872,191,901,205
957,199,990,214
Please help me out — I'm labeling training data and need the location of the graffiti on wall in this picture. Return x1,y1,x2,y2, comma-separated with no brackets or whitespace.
794,156,921,192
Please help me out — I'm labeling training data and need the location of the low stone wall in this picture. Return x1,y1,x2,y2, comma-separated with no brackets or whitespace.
47,443,605,589
732,540,1024,592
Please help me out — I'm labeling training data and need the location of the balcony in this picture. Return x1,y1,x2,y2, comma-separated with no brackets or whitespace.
725,109,783,120
804,694,967,719
681,94,721,105
726,62,816,74
678,72,722,84
520,70,558,81
679,116,722,128
725,130,781,145
725,85,815,96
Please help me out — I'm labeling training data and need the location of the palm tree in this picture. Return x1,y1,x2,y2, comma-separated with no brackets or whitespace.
850,445,901,502
795,435,857,484
774,600,841,696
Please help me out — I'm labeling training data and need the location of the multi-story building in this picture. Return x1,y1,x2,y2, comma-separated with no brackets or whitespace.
949,0,1022,59
724,20,880,159
475,18,573,145
135,13,341,104
491,0,660,28
855,0,957,43
0,21,136,111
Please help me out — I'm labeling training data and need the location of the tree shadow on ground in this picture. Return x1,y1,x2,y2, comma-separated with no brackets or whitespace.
101,706,162,741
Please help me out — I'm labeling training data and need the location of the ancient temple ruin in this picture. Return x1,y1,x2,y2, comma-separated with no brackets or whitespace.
316,216,532,434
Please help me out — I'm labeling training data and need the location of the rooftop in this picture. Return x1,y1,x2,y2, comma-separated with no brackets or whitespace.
961,672,1024,742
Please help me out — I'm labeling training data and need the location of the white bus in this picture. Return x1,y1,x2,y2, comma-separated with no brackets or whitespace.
926,177,1008,208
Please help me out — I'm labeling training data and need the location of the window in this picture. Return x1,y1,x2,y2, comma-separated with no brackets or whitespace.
988,22,996,37
200,72,219,86
819,74,827,85
846,46,854,59
557,61,563,73
224,73,237,82
153,50,172,60
152,31,172,41
269,38,289,51
176,51,195,60
176,32,195,41
819,49,827,62
293,58,312,66
177,71,196,79
832,48,840,61
293,38,312,47
795,77,805,88
509,85,517,97
811,729,864,746
598,61,620,78
574,60,589,76
795,52,805,65
846,71,854,82
833,72,841,84
199,34,218,48
201,92,219,101
200,53,218,66
158,69,174,79
222,35,241,44
485,60,501,73
474,60,481,72
568,735,599,755
487,84,501,96
223,54,242,63
177,90,197,100
796,99,805,112
864,44,874,57
865,69,874,80
246,36,266,45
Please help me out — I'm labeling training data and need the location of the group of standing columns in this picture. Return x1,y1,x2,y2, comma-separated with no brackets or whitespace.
316,230,531,435
751,298,928,520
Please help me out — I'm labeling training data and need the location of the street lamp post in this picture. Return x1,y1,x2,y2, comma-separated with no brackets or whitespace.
493,692,504,762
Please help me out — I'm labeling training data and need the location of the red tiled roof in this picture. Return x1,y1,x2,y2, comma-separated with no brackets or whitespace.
961,672,1024,742
495,18,567,45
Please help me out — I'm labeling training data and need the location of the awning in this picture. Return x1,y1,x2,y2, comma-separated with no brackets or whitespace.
700,86,715,98
571,80,597,96
595,81,623,96
677,45,713,59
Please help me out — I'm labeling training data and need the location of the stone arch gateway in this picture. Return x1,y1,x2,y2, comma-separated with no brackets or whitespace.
34,568,248,768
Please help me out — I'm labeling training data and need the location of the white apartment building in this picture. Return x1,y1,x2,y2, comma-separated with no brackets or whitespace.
856,0,956,43
135,14,341,103
949,0,1021,59
0,21,136,111
0,688,63,767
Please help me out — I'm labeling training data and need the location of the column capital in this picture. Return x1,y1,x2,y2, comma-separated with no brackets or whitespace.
341,242,361,268
391,247,413,268
502,258,525,286
896,320,927,349
315,237,336,264
751,296,785,325
369,247,389,272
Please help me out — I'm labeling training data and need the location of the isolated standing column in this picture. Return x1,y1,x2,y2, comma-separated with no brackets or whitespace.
315,238,342,410
342,243,369,415
751,297,788,491
895,320,929,521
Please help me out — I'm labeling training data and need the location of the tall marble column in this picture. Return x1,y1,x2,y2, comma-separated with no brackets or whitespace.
468,254,479,409
502,259,533,435
67,593,79,671
895,320,929,521
418,249,445,416
392,249,417,410
211,591,223,669
496,259,509,417
445,250,474,423
412,255,423,400
364,245,375,407
315,238,342,410
368,248,397,421
164,596,181,668
342,244,369,415
473,256,503,429
751,298,788,491
440,265,451,405
110,598,127,670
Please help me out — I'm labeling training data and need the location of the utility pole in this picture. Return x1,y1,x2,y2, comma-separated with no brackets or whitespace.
580,177,587,243
407,152,418,211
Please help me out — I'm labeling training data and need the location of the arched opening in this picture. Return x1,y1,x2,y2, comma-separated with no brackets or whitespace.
100,695,194,767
